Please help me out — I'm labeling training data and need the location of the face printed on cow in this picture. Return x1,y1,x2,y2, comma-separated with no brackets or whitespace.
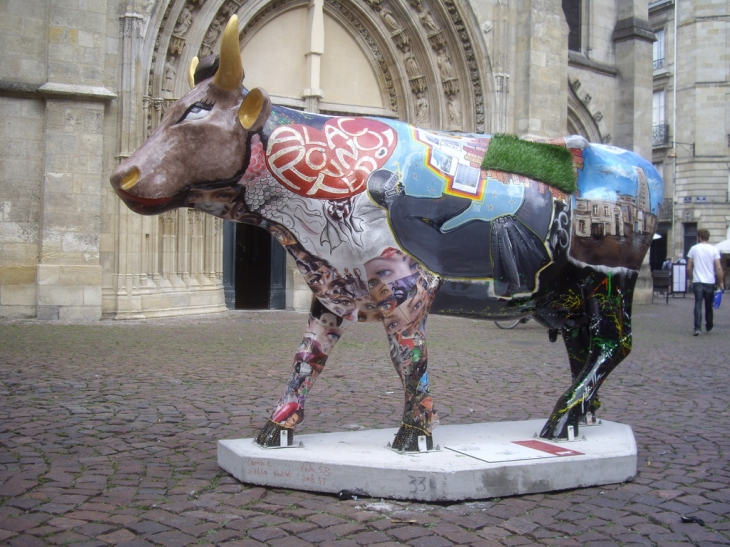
304,312,343,354
188,186,240,215
356,296,380,322
268,224,298,246
381,288,427,337
365,248,419,292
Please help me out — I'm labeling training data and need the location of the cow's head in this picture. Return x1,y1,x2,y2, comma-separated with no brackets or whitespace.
111,16,272,215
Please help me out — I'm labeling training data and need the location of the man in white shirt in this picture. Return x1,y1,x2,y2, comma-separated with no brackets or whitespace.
687,228,724,336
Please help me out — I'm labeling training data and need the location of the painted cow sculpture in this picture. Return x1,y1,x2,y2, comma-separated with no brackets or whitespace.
111,17,662,451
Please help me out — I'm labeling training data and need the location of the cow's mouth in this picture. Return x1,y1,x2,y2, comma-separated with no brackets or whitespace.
113,187,183,215
111,166,248,216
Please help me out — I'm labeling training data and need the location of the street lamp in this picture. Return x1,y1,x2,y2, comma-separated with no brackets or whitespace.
667,141,695,158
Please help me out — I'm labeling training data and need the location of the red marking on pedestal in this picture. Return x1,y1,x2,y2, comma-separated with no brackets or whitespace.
513,440,584,457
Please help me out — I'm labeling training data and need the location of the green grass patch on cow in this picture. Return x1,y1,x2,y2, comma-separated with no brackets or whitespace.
481,134,577,193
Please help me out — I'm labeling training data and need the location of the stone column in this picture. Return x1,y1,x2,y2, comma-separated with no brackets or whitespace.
36,1,116,320
612,0,654,303
612,0,654,157
302,0,324,113
512,0,568,138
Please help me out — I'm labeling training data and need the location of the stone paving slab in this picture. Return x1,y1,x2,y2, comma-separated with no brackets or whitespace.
1,296,729,546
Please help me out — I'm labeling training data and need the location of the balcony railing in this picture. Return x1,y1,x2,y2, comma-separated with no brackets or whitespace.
653,57,665,70
652,124,669,147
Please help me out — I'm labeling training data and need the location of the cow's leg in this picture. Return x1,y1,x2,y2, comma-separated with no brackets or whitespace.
540,270,636,440
560,325,601,421
255,295,352,447
387,325,438,452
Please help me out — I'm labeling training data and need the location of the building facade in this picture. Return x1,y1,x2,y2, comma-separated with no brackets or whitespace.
649,0,730,268
0,0,655,320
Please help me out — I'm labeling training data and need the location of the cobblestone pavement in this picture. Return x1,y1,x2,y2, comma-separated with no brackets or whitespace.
1,296,729,547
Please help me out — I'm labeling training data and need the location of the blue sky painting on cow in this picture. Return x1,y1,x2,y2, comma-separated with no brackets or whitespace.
110,15,663,451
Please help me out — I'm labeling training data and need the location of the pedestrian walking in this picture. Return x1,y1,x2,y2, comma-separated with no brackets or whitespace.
687,228,724,336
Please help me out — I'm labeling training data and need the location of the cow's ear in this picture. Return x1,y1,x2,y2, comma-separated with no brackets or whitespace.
239,88,271,131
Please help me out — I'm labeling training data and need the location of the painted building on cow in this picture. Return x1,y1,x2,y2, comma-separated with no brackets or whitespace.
0,0,656,320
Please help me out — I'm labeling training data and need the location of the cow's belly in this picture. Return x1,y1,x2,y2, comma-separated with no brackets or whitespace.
429,280,533,319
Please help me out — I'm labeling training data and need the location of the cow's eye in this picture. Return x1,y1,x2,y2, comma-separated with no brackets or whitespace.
177,101,214,123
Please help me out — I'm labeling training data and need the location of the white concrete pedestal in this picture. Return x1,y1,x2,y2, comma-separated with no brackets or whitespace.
218,419,637,501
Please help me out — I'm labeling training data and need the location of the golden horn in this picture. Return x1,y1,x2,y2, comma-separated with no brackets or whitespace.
187,56,199,88
212,15,244,91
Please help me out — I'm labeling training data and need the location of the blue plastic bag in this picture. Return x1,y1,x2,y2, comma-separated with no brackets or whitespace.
714,290,723,309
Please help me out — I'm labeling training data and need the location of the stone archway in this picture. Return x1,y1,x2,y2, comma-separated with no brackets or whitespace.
145,0,492,133
567,79,603,143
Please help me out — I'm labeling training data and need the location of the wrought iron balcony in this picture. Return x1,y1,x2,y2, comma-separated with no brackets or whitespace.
653,57,665,70
652,124,669,147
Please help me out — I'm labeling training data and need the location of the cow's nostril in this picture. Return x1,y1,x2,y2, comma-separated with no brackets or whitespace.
121,167,140,190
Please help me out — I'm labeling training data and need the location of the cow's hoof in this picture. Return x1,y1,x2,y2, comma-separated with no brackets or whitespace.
588,396,601,412
392,423,433,452
540,404,581,440
255,419,294,447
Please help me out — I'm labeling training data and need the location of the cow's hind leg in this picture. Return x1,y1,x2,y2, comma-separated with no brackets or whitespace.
561,325,602,421
540,270,636,440
256,296,352,447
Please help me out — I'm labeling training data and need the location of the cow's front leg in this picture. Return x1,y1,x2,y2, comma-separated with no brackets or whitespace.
387,327,438,452
378,280,439,451
540,271,636,440
255,296,352,447
363,249,439,451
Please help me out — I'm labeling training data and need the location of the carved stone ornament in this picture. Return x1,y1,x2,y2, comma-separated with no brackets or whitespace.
427,30,446,50
494,73,509,93
419,9,440,33
391,28,410,50
379,6,401,32
416,92,429,124
173,6,194,36
409,75,427,94
169,35,186,56
442,78,459,97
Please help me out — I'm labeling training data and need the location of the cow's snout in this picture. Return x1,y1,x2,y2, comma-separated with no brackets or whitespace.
110,162,180,215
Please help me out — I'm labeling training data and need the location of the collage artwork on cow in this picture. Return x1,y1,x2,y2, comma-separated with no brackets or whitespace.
184,105,662,439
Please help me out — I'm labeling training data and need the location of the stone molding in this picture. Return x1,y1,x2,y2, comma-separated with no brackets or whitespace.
613,16,656,44
38,83,117,102
568,51,619,77
0,80,41,97
0,81,117,102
